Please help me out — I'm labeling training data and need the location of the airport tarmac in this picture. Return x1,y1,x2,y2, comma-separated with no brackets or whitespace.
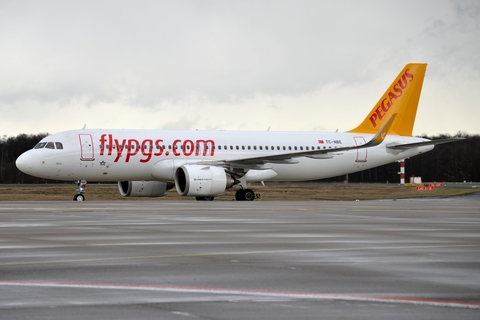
0,195,479,319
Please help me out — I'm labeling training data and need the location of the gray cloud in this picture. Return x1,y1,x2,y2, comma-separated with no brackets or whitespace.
0,0,479,136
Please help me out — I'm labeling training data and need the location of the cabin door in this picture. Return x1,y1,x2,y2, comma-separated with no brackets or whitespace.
79,134,95,161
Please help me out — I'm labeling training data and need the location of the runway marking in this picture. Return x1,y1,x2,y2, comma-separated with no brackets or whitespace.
0,280,479,309
0,244,479,266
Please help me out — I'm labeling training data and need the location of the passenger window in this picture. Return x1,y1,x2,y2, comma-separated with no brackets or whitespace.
230,145,233,150
45,142,55,149
259,146,263,150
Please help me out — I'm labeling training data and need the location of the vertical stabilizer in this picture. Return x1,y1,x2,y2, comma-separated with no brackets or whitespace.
349,63,427,136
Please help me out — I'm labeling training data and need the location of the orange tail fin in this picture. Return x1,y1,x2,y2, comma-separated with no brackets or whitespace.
349,63,427,136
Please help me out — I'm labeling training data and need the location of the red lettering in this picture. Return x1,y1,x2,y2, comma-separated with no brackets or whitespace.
172,139,182,156
405,69,414,82
397,74,408,89
369,113,378,127
125,139,140,162
100,134,107,156
183,140,194,156
380,98,390,113
195,140,215,156
388,91,400,106
99,135,216,162
393,83,403,96
140,139,153,163
154,139,164,156
375,106,385,122
108,134,113,156
114,139,127,162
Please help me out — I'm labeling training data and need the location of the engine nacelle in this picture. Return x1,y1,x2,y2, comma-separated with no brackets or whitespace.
118,181,173,197
175,165,234,197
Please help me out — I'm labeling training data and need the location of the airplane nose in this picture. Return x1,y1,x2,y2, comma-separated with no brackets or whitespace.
16,152,33,173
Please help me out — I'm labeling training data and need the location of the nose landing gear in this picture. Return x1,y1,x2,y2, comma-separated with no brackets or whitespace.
73,180,87,201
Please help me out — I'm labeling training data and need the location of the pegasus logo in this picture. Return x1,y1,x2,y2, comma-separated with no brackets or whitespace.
369,69,414,128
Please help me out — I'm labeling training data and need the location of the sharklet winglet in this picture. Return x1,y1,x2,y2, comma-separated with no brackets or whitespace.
357,113,397,149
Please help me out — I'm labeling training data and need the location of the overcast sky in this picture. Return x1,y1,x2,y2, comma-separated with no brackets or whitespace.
1,0,479,138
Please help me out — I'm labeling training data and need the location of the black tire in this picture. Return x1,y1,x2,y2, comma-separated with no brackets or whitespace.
235,189,245,201
243,189,255,201
195,196,214,201
74,194,85,201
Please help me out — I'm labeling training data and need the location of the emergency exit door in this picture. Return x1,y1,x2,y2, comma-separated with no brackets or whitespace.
353,137,367,162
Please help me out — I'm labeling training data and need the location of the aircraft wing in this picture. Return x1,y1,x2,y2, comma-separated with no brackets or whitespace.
198,114,397,168
386,137,466,149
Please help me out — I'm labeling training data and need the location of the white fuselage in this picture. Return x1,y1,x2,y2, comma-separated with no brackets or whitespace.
16,129,433,182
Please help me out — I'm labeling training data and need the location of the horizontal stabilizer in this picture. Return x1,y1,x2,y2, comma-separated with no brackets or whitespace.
387,138,466,149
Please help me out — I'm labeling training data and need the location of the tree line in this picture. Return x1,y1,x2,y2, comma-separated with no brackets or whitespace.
1,132,478,184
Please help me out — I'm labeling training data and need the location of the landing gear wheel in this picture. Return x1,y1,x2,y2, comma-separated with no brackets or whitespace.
74,194,85,201
235,189,245,201
195,196,214,201
235,189,255,201
243,189,255,201
74,180,87,201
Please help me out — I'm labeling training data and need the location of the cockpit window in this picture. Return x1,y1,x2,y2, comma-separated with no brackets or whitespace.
34,141,64,149
34,142,47,149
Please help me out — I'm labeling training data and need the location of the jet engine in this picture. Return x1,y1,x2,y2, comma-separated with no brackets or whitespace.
175,165,234,197
118,181,174,197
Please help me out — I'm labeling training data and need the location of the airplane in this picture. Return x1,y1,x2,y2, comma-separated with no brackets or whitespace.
15,63,463,201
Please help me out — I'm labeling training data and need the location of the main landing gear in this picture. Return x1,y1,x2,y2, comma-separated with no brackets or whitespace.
195,196,215,201
235,188,255,201
73,180,87,201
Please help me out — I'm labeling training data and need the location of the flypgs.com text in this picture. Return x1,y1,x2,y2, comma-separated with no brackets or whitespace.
99,134,216,163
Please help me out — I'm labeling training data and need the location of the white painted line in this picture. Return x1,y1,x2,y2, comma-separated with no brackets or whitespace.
0,280,479,309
